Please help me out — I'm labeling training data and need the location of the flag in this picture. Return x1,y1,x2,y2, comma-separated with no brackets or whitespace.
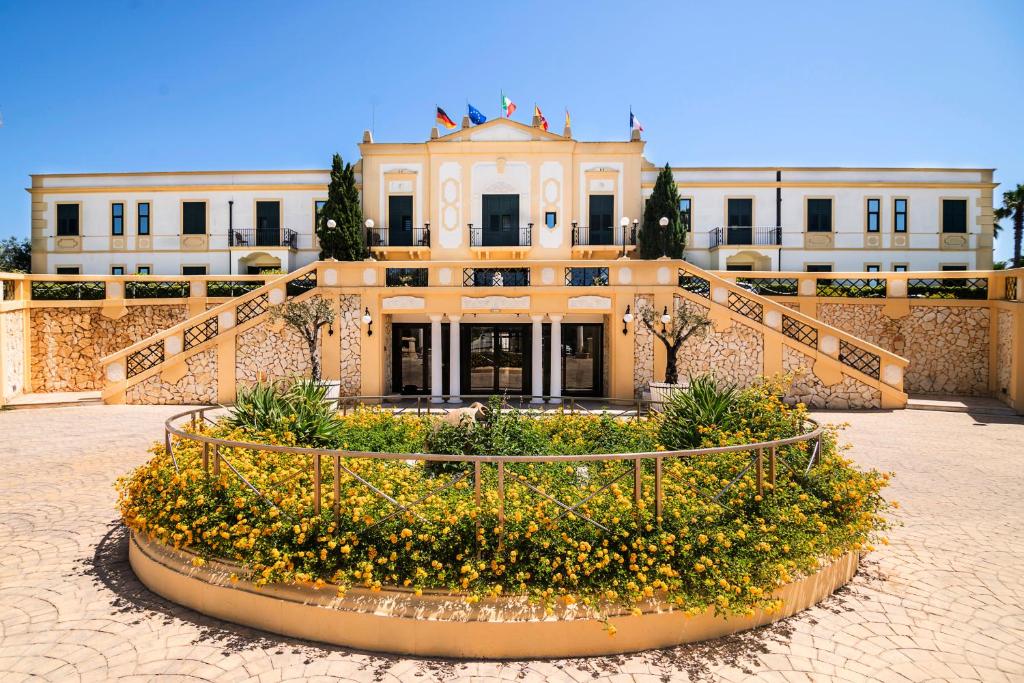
534,104,548,131
501,92,516,118
564,108,571,129
630,109,643,133
467,103,487,125
436,106,456,130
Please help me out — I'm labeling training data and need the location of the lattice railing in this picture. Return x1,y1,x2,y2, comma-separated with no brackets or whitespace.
184,318,219,351
782,315,818,350
728,291,763,323
565,267,609,286
907,277,988,300
236,294,269,325
31,281,106,301
736,277,799,296
463,268,530,287
678,272,711,298
385,268,429,287
206,280,265,297
285,271,317,297
839,340,880,379
127,341,164,378
125,280,190,299
816,278,887,298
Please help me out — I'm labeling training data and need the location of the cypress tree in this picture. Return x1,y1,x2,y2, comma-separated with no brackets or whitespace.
638,164,686,259
317,154,366,261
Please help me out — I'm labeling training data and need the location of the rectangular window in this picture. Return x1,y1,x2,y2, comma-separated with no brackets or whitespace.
679,198,692,231
111,266,125,275
865,264,880,273
181,201,207,235
55,266,80,275
137,265,151,275
893,264,908,272
866,198,880,232
805,264,833,273
314,200,326,229
806,198,833,232
941,264,968,271
545,211,557,228
111,202,124,235
942,199,967,233
182,265,207,275
56,204,80,236
727,198,753,227
894,198,907,233
137,202,150,235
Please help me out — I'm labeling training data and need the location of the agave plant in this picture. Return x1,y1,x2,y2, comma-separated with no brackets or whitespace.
224,378,344,447
657,374,740,449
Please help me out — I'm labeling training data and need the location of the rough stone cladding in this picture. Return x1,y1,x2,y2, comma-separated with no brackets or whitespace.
235,322,313,387
30,305,188,392
382,315,392,394
783,345,881,409
2,311,26,400
674,296,764,387
126,349,217,405
817,303,989,396
632,294,654,397
997,311,1014,398
337,294,361,396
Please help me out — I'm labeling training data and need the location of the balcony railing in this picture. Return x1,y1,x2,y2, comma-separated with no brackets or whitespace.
571,224,637,247
469,224,532,248
463,268,530,287
386,268,429,287
228,228,298,248
709,226,782,249
366,225,431,248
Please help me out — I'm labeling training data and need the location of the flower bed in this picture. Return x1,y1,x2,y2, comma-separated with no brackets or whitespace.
118,376,891,630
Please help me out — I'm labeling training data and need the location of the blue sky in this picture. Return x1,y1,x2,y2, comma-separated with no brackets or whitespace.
1,0,1021,261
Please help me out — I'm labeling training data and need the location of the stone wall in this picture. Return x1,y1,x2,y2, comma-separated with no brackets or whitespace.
30,305,188,392
632,295,654,397
126,349,217,405
783,345,881,409
997,311,1014,399
235,321,312,387
674,296,764,387
337,294,361,396
2,311,26,400
817,303,989,395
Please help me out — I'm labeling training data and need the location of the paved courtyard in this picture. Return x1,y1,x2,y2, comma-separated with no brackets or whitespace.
0,404,1022,682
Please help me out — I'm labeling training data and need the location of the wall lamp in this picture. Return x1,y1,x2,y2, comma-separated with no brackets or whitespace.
362,307,374,336
661,305,671,333
621,305,633,335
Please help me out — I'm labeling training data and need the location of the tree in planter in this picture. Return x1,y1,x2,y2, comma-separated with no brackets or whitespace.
316,154,366,261
269,296,335,382
639,301,712,385
638,164,686,259
995,184,1024,268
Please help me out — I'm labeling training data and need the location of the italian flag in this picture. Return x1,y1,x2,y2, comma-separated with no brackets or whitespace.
502,93,516,118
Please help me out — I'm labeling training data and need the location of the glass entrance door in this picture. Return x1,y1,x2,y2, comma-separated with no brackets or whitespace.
464,324,529,394
588,195,614,245
562,323,603,396
255,201,281,246
482,194,519,246
391,323,430,394
388,195,413,246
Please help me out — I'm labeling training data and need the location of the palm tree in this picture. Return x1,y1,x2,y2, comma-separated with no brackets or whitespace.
995,184,1024,268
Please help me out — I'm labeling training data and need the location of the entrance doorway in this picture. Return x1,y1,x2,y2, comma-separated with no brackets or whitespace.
481,194,520,246
463,324,530,394
391,323,431,394
255,201,281,246
561,323,603,395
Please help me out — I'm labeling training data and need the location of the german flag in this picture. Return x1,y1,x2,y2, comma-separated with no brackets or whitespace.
436,106,457,130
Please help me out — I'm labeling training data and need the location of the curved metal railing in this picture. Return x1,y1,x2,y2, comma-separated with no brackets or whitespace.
162,401,824,539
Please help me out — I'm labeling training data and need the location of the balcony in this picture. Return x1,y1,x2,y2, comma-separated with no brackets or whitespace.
469,224,532,258
228,228,298,249
366,225,431,261
709,226,782,249
571,224,637,257
463,267,530,287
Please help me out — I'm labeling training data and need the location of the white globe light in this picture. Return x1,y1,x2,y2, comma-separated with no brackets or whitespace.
660,313,671,324
365,218,375,229
326,219,337,229
620,217,630,228
362,313,372,324
622,312,633,324
659,217,669,227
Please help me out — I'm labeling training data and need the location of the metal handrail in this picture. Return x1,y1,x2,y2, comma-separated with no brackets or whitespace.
163,402,824,531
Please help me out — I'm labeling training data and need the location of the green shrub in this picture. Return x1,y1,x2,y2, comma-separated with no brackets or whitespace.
224,379,343,447
658,375,741,449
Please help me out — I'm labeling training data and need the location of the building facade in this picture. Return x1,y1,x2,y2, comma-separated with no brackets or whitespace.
29,117,995,276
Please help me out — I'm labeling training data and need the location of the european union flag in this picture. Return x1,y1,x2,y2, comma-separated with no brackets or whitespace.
467,104,487,125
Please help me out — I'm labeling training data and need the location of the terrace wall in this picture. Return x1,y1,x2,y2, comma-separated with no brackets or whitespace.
1,310,27,400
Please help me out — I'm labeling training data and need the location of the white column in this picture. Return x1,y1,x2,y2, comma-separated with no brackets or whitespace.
448,315,461,403
429,314,444,403
530,314,545,403
549,314,563,403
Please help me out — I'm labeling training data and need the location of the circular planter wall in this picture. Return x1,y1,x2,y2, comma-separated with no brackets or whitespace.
130,532,859,659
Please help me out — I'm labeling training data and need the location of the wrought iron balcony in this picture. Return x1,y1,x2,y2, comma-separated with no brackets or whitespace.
463,267,530,287
366,225,431,248
469,224,532,248
386,268,429,287
709,226,782,249
571,224,637,247
228,227,298,248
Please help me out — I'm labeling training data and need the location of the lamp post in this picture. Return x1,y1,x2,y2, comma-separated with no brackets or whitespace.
658,216,669,258
365,218,375,246
619,216,629,258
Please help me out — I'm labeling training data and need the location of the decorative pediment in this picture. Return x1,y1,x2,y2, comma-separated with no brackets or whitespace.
435,118,566,143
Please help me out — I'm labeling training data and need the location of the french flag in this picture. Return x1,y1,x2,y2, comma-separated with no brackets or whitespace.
630,109,643,133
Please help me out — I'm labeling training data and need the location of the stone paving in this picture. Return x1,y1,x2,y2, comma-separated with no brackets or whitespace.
1,404,1023,682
